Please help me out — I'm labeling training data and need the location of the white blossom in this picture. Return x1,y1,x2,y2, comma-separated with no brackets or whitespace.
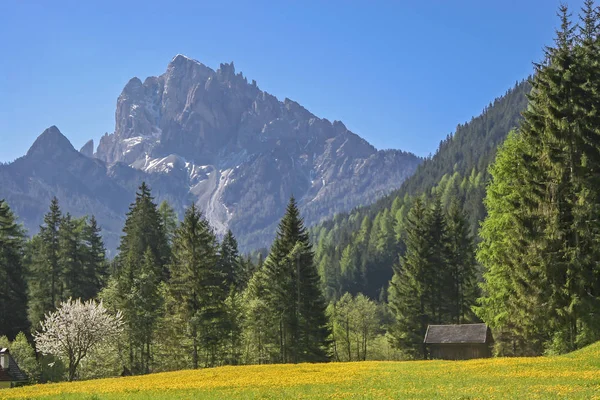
34,298,123,381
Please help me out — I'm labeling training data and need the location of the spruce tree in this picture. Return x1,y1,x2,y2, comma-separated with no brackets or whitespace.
158,200,178,246
219,230,242,291
388,197,431,359
59,214,85,300
28,197,62,329
477,2,600,354
262,197,330,363
476,132,547,355
445,199,477,323
118,183,169,278
130,249,163,373
426,195,449,324
111,182,169,373
0,200,28,339
168,204,225,368
81,216,108,300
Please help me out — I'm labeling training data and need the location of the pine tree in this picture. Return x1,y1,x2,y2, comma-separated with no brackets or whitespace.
426,195,449,324
388,197,431,359
262,197,330,363
81,216,108,300
129,249,163,373
241,267,273,364
110,182,169,373
219,230,242,291
59,214,85,300
0,200,28,339
118,183,170,278
28,197,62,329
476,3,600,355
476,132,547,355
158,200,178,246
168,204,225,368
445,199,477,323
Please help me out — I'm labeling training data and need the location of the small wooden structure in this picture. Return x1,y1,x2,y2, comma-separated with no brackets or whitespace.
424,323,493,360
0,348,28,388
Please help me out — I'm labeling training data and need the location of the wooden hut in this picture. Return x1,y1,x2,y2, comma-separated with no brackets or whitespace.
424,323,493,360
0,348,28,388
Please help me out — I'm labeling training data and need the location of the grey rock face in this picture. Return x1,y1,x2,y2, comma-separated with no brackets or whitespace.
2,56,421,253
94,55,421,250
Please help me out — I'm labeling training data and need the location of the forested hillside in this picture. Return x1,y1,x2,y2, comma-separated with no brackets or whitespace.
311,79,531,300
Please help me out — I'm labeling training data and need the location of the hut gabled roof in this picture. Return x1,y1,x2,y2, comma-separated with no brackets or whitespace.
0,348,28,382
424,324,490,344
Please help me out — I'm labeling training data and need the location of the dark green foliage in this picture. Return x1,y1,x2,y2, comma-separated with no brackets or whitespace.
311,78,530,301
388,196,478,358
219,230,243,291
478,2,600,355
158,200,178,245
118,183,170,279
81,216,108,300
0,200,29,339
261,197,330,363
28,197,62,328
27,198,108,331
388,198,430,359
445,200,478,324
108,182,169,373
168,204,225,368
60,214,85,300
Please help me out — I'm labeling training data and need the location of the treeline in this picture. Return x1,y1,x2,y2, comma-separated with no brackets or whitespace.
0,184,334,381
312,167,485,302
310,82,530,302
476,1,600,355
1,178,477,382
388,197,478,358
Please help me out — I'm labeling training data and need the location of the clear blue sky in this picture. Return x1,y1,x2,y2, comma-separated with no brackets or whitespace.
0,0,585,162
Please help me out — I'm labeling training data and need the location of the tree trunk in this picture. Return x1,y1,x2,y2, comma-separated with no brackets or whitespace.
192,332,198,369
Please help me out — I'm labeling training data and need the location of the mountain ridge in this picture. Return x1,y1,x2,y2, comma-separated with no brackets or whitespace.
0,55,421,252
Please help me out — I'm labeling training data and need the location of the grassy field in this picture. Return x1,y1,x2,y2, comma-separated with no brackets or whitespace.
3,343,600,400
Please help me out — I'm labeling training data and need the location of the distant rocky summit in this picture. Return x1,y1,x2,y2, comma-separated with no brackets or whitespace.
0,55,421,252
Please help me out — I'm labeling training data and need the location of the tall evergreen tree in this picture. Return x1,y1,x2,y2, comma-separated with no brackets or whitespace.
59,214,85,300
158,200,178,246
110,182,169,373
130,249,163,373
388,197,431,359
28,197,62,329
389,195,476,358
445,199,478,323
0,200,28,339
262,197,330,363
168,204,225,368
118,183,170,277
426,195,449,324
219,230,242,291
81,216,108,300
477,3,600,355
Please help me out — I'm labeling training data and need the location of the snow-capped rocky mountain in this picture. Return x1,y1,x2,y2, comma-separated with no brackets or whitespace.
0,55,421,252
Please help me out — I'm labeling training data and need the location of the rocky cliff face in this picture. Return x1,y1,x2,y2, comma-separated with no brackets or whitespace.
0,56,420,252
94,55,421,249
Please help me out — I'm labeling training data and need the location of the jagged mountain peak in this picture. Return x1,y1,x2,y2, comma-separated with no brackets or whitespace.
26,126,76,159
17,56,421,251
170,54,203,66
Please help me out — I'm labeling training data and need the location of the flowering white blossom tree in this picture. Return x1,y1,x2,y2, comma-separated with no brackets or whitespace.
34,298,123,381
